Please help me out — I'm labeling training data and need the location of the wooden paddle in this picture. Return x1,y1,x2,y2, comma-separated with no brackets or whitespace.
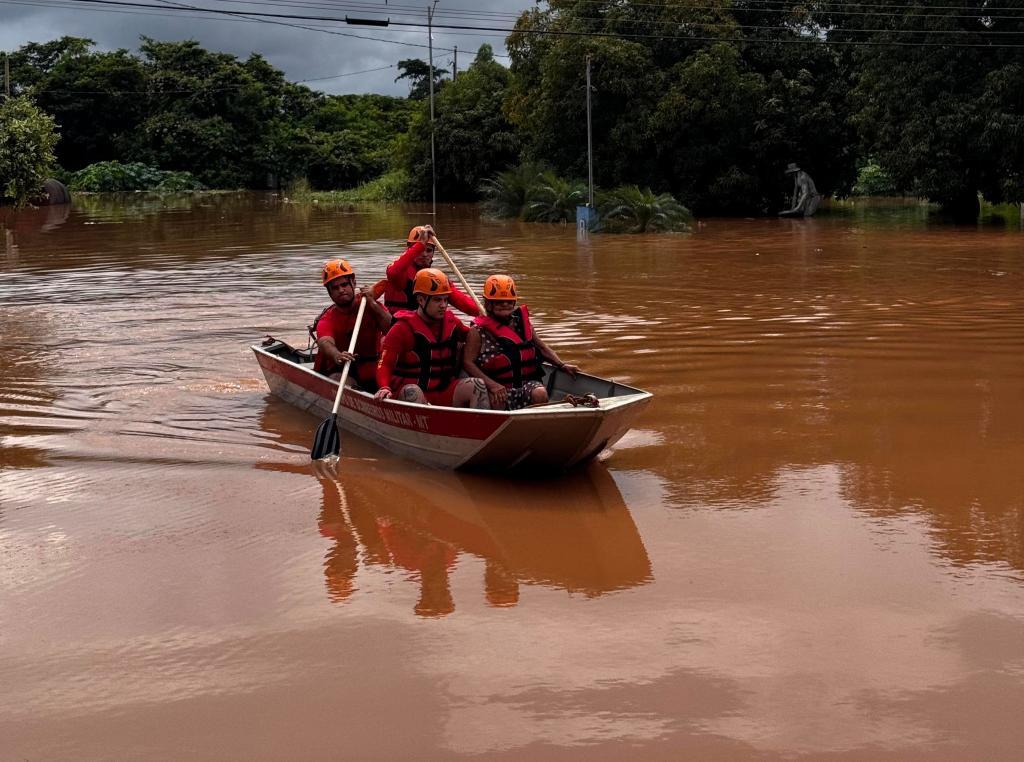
311,295,368,460
433,238,485,313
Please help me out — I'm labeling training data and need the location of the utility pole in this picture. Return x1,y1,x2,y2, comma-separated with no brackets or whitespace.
3,53,10,99
427,2,439,219
586,54,594,209
453,46,458,80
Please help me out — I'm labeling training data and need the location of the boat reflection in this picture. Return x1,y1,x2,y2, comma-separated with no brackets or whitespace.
309,460,652,617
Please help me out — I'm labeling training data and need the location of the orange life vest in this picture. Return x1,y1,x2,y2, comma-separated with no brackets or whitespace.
392,309,462,391
472,306,543,388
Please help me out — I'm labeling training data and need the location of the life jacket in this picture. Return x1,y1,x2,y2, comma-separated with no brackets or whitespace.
384,256,418,314
472,305,543,388
391,309,462,392
384,274,416,314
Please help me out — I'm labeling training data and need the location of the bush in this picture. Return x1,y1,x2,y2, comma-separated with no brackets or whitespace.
852,160,899,196
526,171,587,223
69,160,203,192
288,170,411,204
479,161,546,219
599,185,691,233
155,171,204,192
0,96,59,206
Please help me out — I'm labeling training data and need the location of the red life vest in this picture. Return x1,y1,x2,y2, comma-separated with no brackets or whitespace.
383,263,417,315
392,309,462,392
472,305,543,388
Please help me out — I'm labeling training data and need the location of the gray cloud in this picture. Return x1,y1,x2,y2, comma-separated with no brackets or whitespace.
0,0,530,96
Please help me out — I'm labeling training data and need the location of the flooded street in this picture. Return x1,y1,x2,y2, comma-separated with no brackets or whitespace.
2,194,1023,759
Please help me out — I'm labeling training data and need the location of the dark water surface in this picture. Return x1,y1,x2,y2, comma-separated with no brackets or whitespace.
2,195,1023,759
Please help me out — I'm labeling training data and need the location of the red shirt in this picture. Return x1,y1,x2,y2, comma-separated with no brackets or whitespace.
376,309,470,391
314,302,385,387
384,242,481,317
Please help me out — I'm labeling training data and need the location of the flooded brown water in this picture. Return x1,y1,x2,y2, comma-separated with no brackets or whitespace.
2,194,1023,759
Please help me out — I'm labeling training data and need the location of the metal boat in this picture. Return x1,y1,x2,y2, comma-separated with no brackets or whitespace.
252,338,653,471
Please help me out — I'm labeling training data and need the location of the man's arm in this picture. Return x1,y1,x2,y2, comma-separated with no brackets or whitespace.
449,286,482,317
359,286,392,331
315,312,354,366
386,242,426,286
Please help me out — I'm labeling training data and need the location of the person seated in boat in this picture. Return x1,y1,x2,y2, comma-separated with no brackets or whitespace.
312,259,393,391
463,274,580,410
373,268,490,409
383,225,481,318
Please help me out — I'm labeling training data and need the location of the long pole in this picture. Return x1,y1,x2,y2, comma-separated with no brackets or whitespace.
586,54,594,209
3,54,10,99
453,46,458,80
428,3,437,219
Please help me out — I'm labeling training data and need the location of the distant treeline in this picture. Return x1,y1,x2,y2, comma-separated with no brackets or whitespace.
3,0,1024,217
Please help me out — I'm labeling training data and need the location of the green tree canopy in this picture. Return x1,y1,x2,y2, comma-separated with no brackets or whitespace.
399,44,520,200
0,97,58,206
395,58,449,100
505,0,856,214
824,0,1024,217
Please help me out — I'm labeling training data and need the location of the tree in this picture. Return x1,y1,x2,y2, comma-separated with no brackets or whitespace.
4,36,94,94
395,58,448,100
0,97,58,206
825,0,1024,217
399,45,520,200
505,0,856,215
31,48,148,171
132,39,296,187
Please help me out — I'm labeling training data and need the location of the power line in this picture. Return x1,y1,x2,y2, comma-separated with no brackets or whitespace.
53,0,1024,47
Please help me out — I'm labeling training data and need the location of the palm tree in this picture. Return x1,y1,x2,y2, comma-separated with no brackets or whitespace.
600,185,691,233
527,171,587,223
479,162,546,219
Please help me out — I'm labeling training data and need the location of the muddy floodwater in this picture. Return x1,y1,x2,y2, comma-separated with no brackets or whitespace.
2,195,1023,759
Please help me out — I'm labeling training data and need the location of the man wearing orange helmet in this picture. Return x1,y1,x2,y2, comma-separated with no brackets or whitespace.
313,258,392,390
382,225,481,318
464,274,579,410
374,268,490,408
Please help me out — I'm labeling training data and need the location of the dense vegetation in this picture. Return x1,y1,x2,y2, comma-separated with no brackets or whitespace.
3,37,414,191
0,96,58,206
3,1,1023,217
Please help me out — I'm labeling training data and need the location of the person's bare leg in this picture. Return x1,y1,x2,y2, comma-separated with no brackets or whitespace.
398,385,427,404
452,378,490,409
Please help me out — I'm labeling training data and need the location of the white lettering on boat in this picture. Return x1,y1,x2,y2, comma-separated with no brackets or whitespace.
343,395,430,431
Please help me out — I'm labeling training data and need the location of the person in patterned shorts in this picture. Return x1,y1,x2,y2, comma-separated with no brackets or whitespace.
463,274,580,410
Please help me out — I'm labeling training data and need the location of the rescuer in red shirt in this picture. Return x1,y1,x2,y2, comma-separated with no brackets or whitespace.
383,225,481,318
313,258,393,391
374,268,490,408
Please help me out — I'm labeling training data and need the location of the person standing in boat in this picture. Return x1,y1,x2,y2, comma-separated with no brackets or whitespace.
312,259,392,391
374,268,490,409
382,225,481,317
463,274,580,410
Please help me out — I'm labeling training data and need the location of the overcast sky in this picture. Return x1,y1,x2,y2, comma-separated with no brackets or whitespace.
0,0,535,96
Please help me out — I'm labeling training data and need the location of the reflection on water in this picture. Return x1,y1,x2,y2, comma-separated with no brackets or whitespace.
2,193,1024,758
303,460,651,616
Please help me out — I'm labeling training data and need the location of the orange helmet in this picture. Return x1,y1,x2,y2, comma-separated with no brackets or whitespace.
322,259,355,286
413,268,452,297
483,274,518,301
406,225,434,245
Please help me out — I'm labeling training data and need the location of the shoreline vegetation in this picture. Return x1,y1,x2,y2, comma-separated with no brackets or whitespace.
3,3,1023,219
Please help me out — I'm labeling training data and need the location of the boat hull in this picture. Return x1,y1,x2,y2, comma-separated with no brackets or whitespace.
252,341,651,471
